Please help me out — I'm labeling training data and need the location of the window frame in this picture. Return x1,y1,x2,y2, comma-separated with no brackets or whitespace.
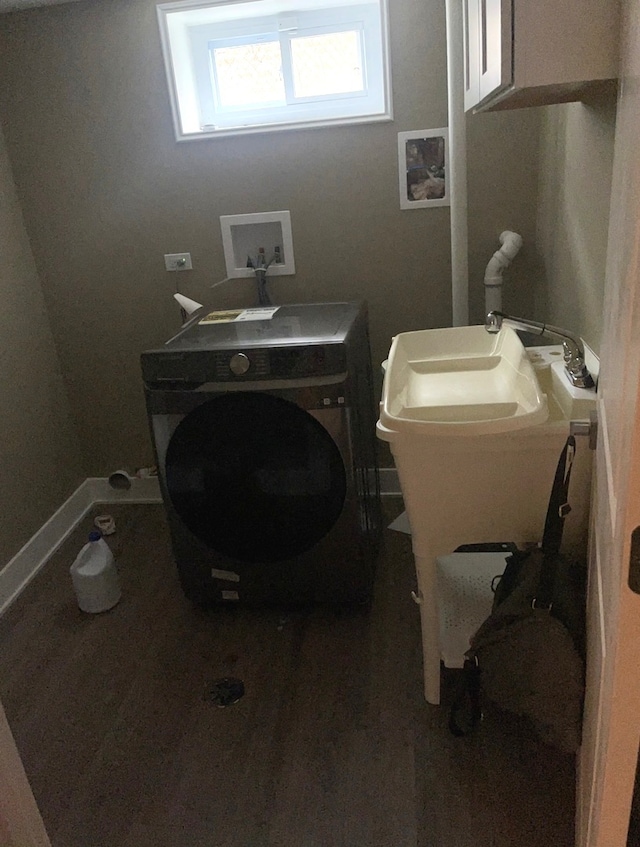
157,0,392,140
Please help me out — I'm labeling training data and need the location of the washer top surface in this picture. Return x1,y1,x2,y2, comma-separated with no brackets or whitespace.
161,301,362,353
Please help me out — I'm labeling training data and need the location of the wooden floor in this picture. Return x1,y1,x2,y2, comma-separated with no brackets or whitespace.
0,501,576,847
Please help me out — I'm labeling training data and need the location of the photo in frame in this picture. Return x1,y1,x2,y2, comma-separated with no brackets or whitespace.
398,128,449,209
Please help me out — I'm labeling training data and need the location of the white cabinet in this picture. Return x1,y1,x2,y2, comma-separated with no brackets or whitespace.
463,0,480,111
463,0,620,113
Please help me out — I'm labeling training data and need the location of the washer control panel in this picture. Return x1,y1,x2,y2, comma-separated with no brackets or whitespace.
142,343,347,385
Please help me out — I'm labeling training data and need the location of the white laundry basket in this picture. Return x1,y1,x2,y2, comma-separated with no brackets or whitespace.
70,531,121,613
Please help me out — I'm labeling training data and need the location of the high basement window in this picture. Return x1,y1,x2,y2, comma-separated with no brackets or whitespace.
157,0,392,140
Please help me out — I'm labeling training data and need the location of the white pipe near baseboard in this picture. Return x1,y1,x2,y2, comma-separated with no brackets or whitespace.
445,0,469,327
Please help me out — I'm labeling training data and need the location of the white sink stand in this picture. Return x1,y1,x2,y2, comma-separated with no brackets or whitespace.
379,422,593,704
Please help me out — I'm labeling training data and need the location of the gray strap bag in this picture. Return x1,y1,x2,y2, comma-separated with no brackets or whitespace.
450,436,586,753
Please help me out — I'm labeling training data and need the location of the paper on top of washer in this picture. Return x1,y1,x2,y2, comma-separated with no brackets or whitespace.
236,307,280,322
200,307,280,324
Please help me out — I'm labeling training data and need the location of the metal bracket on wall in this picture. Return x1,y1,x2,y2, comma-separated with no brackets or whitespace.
570,409,598,450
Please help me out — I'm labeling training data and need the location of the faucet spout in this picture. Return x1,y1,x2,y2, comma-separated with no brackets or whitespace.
485,310,595,390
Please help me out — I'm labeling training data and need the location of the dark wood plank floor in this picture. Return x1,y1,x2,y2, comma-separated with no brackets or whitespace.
0,501,575,847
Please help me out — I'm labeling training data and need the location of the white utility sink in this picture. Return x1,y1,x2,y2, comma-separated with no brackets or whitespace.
379,324,548,436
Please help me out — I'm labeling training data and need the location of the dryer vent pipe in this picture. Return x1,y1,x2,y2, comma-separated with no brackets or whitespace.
484,230,523,314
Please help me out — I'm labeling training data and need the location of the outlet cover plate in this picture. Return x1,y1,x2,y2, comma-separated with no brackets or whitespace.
164,252,193,271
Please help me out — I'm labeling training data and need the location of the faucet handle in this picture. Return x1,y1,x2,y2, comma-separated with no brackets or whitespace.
485,311,503,333
565,359,596,389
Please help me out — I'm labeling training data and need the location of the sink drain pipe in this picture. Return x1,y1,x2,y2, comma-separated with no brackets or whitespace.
484,230,523,314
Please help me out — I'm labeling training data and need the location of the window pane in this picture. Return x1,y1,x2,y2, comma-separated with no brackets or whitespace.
212,41,285,107
290,30,363,98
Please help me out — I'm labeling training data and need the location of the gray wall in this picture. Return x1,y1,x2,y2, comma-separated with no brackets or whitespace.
0,123,84,566
466,107,542,324
536,90,618,354
0,0,542,477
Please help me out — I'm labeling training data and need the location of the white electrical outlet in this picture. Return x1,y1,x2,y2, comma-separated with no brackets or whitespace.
164,252,193,271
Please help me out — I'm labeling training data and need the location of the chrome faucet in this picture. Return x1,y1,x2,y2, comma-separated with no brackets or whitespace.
485,310,595,389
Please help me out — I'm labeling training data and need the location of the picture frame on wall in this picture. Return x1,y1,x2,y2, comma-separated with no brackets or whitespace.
398,128,449,210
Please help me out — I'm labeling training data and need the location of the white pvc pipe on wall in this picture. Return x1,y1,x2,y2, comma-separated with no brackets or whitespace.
445,0,469,326
483,230,524,313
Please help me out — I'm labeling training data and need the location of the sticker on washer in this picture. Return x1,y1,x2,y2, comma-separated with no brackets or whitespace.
221,590,240,601
200,309,243,324
200,307,279,325
235,307,279,322
211,568,240,582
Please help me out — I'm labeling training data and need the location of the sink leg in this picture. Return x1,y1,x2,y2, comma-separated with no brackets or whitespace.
415,553,441,705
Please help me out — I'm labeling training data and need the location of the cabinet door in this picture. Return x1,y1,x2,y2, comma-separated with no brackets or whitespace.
478,0,512,102
463,0,480,110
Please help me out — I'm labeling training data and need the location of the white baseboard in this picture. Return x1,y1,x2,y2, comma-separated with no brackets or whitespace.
0,477,162,617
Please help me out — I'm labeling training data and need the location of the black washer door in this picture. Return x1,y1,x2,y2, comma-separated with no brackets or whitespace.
165,392,347,563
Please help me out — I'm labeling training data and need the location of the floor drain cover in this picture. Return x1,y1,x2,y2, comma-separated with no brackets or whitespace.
204,677,245,707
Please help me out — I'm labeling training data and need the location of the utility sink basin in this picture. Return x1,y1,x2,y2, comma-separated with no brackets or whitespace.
379,325,549,436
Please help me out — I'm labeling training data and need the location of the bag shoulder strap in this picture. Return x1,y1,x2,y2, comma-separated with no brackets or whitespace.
536,435,577,609
449,657,482,737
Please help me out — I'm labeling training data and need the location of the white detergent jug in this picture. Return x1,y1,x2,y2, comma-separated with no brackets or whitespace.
70,531,121,613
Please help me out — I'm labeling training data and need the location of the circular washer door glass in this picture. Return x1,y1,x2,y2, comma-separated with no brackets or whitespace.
165,392,347,563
